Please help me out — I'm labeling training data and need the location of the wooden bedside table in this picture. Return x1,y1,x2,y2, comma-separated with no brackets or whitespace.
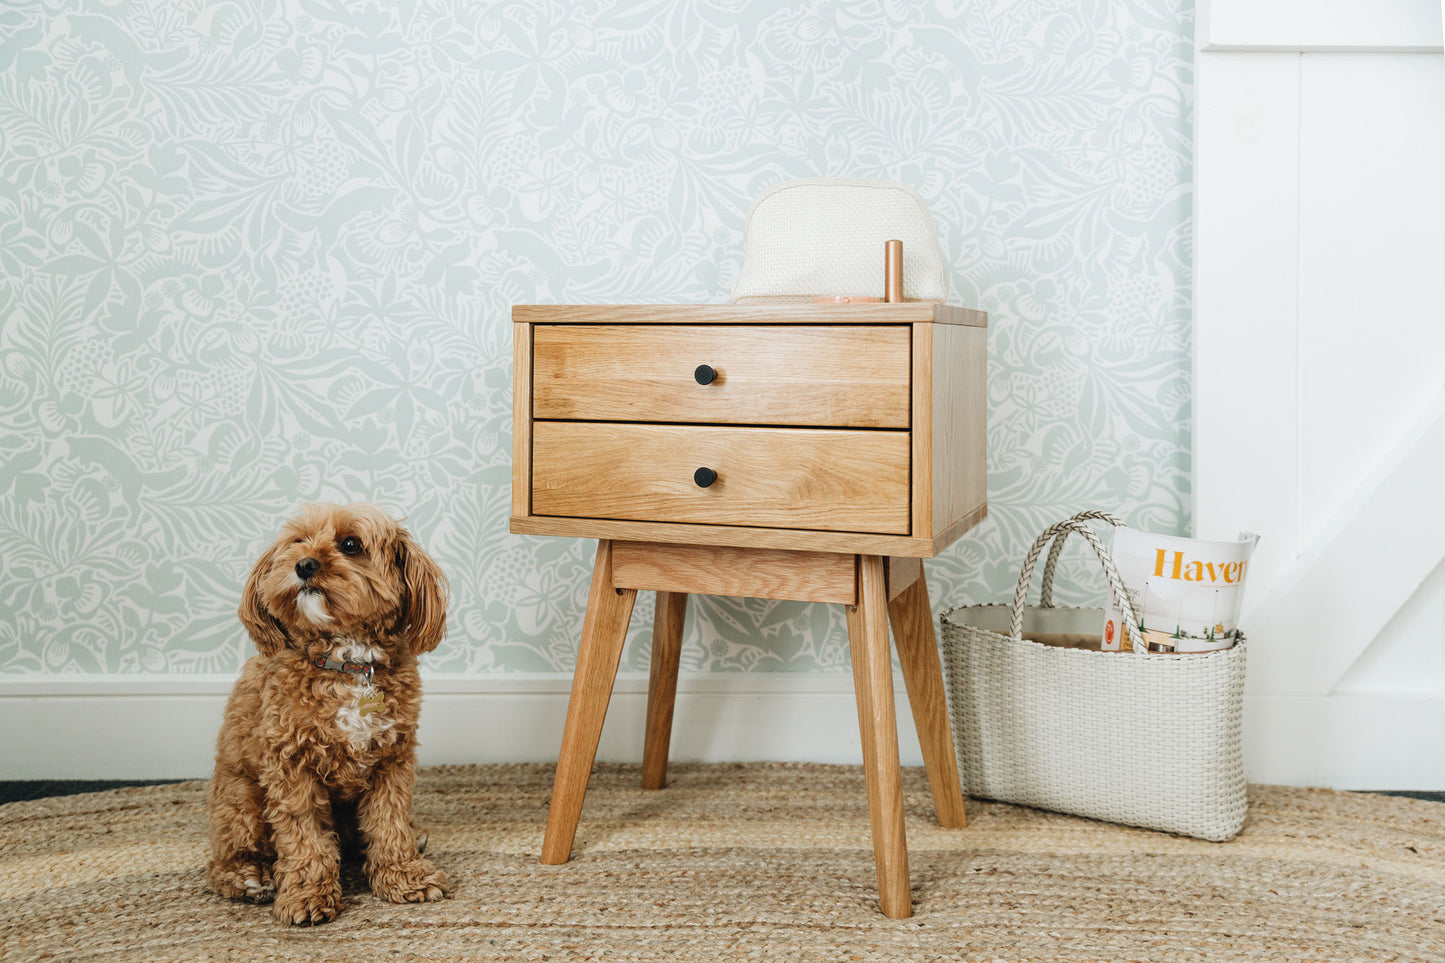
511,302,987,918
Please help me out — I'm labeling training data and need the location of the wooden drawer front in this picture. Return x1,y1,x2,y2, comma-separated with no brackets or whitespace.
531,422,911,534
532,325,910,428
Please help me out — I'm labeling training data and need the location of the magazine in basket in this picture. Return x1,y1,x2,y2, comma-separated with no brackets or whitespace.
1103,529,1259,653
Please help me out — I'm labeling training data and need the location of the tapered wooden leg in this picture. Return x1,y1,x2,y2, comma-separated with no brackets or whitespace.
541,540,637,864
642,591,688,789
846,555,911,919
888,568,968,829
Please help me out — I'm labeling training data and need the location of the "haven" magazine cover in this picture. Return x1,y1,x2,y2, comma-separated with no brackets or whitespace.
1103,529,1260,653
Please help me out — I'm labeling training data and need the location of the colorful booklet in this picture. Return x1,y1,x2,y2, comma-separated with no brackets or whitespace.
1102,529,1259,653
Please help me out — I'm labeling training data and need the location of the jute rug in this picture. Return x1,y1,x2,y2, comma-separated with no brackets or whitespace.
2,764,1442,962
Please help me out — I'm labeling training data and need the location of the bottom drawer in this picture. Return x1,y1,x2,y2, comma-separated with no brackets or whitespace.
531,422,910,534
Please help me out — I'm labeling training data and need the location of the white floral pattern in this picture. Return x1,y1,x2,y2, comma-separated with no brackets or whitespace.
0,0,1192,676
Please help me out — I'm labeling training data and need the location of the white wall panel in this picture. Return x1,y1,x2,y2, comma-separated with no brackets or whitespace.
1245,695,1445,788
1206,0,1443,51
1297,53,1445,539
8,671,1439,788
1335,562,1445,694
0,674,926,780
1197,0,1445,786
1193,52,1300,603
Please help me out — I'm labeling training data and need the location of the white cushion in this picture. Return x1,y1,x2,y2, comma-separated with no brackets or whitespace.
732,178,948,303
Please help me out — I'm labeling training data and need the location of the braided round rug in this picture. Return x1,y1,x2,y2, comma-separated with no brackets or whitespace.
2,763,1442,962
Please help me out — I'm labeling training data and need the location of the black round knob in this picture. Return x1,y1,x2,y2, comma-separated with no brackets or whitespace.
693,467,717,488
694,364,716,385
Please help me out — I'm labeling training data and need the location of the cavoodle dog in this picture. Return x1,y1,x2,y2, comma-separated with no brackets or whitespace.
208,502,451,925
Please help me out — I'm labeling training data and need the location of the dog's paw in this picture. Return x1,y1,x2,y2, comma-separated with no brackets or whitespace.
368,858,450,904
272,882,342,925
242,867,277,904
408,813,429,855
210,859,276,904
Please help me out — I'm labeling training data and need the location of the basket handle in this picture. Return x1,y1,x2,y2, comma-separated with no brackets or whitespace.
1039,510,1126,608
1010,517,1144,652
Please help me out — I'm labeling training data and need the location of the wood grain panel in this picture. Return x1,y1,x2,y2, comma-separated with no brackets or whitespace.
533,325,910,428
642,590,688,790
531,422,911,534
931,322,988,540
514,303,985,326
511,514,936,557
927,504,989,556
511,322,532,518
910,322,933,540
540,540,637,864
612,542,857,604
885,556,922,601
886,569,967,830
847,554,910,918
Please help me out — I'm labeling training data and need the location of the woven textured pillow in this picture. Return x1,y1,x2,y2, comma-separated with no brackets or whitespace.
731,178,948,303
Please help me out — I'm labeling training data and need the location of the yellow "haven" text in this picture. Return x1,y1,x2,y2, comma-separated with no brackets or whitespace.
1153,549,1247,584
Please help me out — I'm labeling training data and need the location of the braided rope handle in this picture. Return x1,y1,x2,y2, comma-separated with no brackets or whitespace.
1010,518,1144,652
1039,510,1126,607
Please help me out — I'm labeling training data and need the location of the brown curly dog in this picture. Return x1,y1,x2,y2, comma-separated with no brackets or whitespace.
207,502,451,925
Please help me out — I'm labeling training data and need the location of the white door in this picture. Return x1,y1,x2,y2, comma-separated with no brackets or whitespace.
1195,1,1445,788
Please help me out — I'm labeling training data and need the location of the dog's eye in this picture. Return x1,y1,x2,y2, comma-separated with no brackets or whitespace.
339,536,363,556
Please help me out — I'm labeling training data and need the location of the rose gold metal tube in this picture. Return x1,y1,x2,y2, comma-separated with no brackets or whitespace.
884,239,903,302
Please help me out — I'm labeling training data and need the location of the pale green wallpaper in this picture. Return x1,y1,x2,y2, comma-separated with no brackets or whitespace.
0,0,1192,676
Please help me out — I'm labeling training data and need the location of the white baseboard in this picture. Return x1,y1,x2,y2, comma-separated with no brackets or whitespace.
0,673,924,780
3,677,1441,790
1243,695,1445,790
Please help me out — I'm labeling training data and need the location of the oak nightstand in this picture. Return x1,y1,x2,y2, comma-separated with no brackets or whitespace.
511,302,987,918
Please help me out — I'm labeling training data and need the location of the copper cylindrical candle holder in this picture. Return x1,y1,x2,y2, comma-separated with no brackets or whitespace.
884,239,903,302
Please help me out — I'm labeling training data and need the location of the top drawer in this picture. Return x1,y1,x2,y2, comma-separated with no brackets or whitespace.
532,325,910,428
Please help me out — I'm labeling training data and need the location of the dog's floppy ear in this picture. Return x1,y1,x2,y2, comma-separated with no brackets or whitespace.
394,527,448,656
239,544,289,657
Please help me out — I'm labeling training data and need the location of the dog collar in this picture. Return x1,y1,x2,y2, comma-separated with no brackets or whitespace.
312,655,375,680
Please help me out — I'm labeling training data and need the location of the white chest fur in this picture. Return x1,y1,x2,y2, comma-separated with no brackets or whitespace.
327,641,396,749
335,685,394,748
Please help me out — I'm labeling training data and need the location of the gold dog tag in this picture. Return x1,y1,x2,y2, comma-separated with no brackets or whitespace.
359,689,385,717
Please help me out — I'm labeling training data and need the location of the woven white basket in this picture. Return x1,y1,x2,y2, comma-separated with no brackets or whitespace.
940,514,1248,842
731,178,948,303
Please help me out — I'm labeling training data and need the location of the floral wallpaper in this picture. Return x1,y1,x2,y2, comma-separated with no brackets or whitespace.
0,0,1192,676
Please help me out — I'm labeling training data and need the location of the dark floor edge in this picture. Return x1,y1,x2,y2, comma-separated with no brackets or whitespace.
1376,790,1445,803
0,780,182,804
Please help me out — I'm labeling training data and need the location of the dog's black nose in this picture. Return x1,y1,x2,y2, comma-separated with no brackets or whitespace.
295,558,321,581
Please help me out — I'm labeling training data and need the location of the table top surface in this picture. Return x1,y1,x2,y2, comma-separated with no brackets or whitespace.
513,302,988,327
